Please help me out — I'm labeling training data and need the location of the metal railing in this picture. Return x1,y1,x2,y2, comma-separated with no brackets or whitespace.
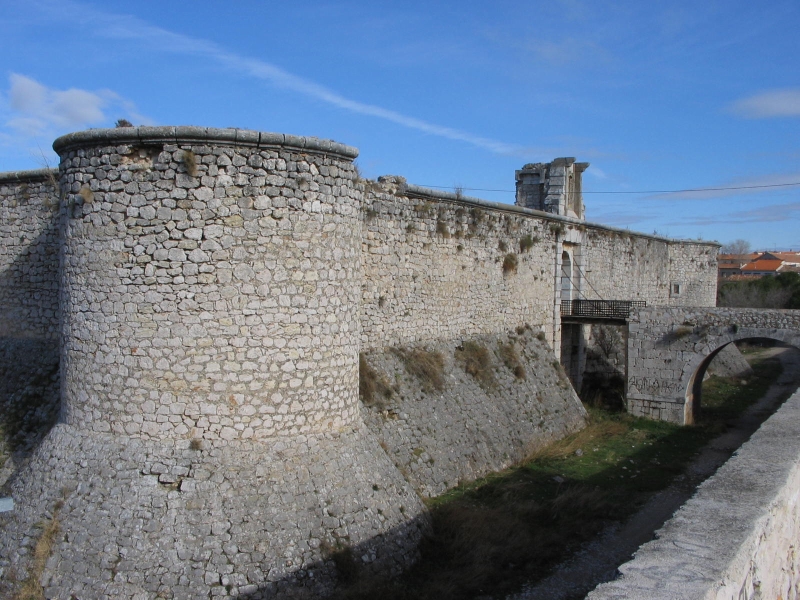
561,299,646,320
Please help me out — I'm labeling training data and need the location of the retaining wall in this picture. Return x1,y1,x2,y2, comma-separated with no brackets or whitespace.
587,387,800,600
360,327,586,498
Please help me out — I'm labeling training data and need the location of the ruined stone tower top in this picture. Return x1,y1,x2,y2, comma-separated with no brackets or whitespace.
515,158,589,220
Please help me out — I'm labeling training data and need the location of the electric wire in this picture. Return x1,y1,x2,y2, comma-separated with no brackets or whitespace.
416,181,800,195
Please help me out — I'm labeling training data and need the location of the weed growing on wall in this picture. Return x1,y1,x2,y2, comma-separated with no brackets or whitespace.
456,341,496,390
468,207,485,237
15,494,67,600
359,353,395,407
436,218,450,238
498,341,526,380
392,348,445,392
519,234,538,253
503,253,518,274
415,201,434,218
181,149,198,177
78,186,94,205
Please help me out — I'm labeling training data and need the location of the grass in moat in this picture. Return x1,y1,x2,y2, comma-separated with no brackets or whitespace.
332,353,784,600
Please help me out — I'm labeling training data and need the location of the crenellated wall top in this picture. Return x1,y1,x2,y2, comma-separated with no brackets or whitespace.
52,126,360,161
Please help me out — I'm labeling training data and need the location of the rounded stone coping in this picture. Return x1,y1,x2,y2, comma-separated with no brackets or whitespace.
0,169,57,184
52,126,359,160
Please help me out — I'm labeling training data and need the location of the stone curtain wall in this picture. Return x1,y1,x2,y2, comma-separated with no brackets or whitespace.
0,170,61,482
581,229,717,306
667,242,718,306
0,169,60,341
587,387,800,600
55,127,363,441
627,306,800,423
360,181,560,350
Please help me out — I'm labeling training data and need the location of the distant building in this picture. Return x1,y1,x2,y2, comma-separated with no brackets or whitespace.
718,251,800,279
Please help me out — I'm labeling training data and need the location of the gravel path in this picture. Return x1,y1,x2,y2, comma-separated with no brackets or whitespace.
508,345,800,600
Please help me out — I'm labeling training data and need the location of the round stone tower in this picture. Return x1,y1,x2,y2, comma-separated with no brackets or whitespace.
0,128,425,600
54,126,362,441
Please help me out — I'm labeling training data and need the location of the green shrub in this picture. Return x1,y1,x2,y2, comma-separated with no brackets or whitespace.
519,234,538,253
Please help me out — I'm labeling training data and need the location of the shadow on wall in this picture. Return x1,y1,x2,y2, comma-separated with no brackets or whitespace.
229,512,430,599
0,221,61,488
580,324,626,411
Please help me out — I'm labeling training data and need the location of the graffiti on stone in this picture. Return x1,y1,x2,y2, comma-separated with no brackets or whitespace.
629,376,681,395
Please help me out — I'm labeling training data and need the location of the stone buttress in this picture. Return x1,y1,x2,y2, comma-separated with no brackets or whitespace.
0,127,426,599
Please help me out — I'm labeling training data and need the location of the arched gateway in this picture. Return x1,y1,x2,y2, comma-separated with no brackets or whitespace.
627,306,800,424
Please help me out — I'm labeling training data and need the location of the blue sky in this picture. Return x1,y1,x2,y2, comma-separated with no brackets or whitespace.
1,0,798,249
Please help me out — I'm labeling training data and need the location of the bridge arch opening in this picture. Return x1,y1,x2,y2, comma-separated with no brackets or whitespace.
684,337,800,425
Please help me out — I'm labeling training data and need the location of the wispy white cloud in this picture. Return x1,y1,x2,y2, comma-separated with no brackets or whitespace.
645,172,800,201
730,88,800,118
32,0,527,156
2,73,151,138
667,201,800,227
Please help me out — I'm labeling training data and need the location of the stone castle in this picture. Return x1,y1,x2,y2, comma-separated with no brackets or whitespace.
0,126,720,598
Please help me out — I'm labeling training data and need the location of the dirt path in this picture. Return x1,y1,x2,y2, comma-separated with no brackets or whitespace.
508,345,800,600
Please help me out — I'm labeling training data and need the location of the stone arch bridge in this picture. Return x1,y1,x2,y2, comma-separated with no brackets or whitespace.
626,306,800,424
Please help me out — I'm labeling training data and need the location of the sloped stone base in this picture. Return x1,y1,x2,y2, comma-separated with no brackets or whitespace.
0,424,427,599
360,328,587,498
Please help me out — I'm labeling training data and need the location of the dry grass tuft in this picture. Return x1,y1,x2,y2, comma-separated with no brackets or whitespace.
436,217,451,238
78,186,93,205
502,253,518,274
498,341,526,380
359,353,395,407
181,149,198,177
392,348,445,393
322,541,361,586
15,499,64,600
456,341,496,390
519,234,537,253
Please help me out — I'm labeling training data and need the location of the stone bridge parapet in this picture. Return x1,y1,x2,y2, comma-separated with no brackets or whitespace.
627,306,800,424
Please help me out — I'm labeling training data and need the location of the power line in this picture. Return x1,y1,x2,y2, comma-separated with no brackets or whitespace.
416,181,800,195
